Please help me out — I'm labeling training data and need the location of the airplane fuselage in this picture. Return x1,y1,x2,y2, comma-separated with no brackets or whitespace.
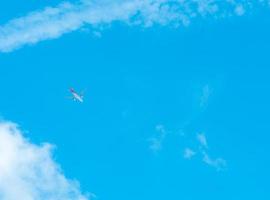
70,88,83,102
73,93,83,102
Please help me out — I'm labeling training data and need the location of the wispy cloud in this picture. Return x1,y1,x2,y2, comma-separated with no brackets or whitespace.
202,151,227,171
235,4,245,16
0,121,91,200
181,132,227,171
0,0,266,52
149,124,166,153
183,148,196,159
197,133,208,148
200,84,211,108
197,133,226,170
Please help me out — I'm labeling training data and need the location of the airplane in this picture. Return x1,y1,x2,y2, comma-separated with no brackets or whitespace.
69,88,84,103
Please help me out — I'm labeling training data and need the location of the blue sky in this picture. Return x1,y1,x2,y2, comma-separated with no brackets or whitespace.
0,0,270,200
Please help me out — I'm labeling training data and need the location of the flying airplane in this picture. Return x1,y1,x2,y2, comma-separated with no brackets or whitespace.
69,88,84,103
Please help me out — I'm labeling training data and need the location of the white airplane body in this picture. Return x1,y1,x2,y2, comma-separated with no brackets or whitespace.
70,88,84,103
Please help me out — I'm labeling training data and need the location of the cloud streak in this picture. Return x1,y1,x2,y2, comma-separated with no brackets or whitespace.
0,121,90,200
0,0,267,52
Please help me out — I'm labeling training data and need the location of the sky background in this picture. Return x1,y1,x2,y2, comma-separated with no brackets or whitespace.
0,0,270,200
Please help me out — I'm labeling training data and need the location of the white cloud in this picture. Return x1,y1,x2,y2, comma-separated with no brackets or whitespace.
0,121,90,200
197,133,208,148
202,151,227,171
149,124,166,153
0,0,265,52
183,148,196,159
